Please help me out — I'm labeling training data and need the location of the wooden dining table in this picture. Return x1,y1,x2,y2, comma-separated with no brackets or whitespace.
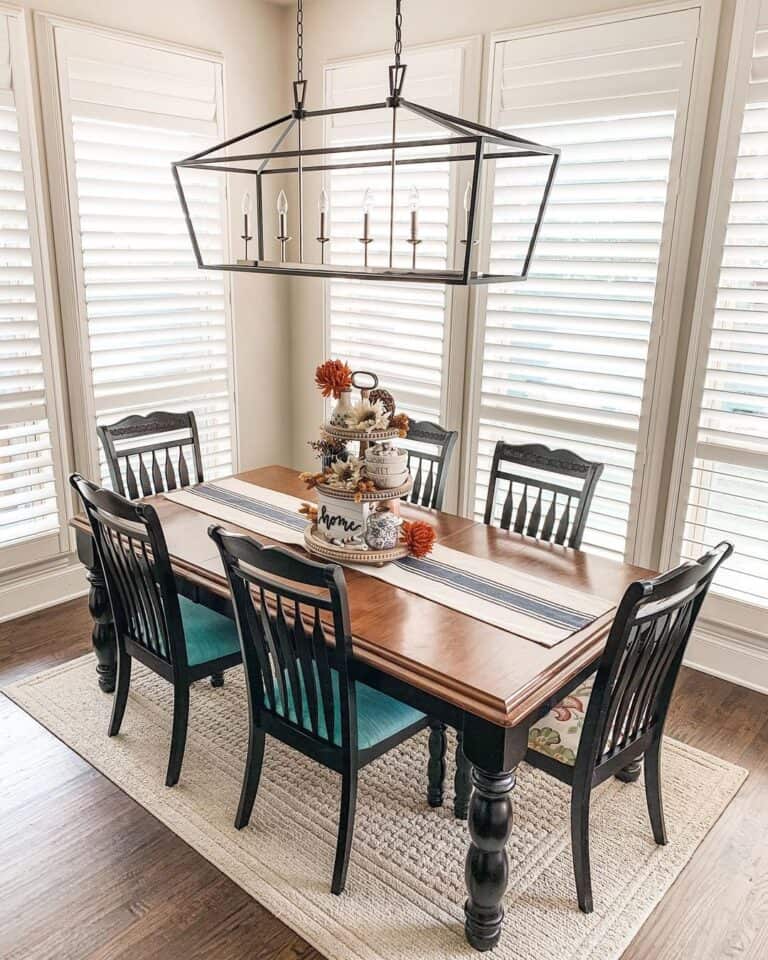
72,464,653,951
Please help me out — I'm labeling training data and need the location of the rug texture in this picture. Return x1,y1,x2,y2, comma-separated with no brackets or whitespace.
4,655,747,960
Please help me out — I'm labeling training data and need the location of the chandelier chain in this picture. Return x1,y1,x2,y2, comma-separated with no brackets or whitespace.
394,0,403,66
296,0,304,82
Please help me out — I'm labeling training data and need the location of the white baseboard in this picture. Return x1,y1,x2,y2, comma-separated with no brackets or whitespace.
0,555,88,623
685,621,768,696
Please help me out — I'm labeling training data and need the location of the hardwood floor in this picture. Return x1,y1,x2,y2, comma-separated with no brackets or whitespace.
1,597,766,959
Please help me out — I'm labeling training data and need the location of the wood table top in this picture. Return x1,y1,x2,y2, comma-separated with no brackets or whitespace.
72,465,654,728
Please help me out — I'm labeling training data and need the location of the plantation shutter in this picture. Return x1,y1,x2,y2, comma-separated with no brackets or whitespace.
324,46,465,419
673,0,768,612
51,27,234,484
472,10,699,559
0,13,67,569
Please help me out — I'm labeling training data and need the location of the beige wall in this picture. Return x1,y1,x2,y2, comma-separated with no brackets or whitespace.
278,0,737,568
26,0,294,472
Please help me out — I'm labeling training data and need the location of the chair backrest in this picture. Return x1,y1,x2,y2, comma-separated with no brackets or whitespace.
483,441,604,548
70,473,186,668
579,541,732,773
97,410,203,499
210,526,356,752
402,419,458,510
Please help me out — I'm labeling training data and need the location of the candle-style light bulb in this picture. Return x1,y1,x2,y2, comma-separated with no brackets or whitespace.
276,189,289,262
463,182,473,243
362,188,374,215
360,188,374,267
408,185,420,246
277,189,288,216
240,191,253,262
318,188,330,264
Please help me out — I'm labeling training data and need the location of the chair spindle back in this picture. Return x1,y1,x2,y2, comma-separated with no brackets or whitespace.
583,542,732,769
70,474,185,666
402,420,458,510
98,410,203,499
484,441,604,548
210,527,355,750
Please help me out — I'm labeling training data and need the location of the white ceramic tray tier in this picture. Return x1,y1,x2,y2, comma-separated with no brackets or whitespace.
303,524,409,565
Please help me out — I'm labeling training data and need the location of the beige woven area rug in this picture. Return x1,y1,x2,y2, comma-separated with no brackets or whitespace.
5,655,746,960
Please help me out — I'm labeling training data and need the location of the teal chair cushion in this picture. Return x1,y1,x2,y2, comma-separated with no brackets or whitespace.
179,596,241,666
272,666,424,751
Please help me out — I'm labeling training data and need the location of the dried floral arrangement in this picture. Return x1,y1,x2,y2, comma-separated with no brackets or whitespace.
308,436,347,461
299,455,377,503
315,359,353,399
314,358,410,437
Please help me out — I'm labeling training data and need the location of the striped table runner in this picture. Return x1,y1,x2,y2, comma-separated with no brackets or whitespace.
164,478,613,647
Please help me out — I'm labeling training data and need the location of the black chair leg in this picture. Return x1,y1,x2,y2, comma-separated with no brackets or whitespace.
331,763,358,895
210,672,224,688
427,719,447,807
235,725,266,830
166,682,190,787
615,758,643,782
571,785,593,913
454,732,472,820
644,737,668,845
108,648,132,737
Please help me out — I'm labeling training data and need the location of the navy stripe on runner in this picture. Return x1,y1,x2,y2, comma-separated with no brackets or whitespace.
395,556,591,631
190,483,307,532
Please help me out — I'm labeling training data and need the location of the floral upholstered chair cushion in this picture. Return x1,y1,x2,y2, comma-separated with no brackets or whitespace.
528,677,594,766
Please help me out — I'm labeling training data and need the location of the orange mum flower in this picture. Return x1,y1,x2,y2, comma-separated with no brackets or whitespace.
401,519,436,558
315,358,353,399
299,471,327,490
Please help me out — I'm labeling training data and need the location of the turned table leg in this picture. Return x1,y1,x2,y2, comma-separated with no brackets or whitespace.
427,719,447,807
85,552,116,693
454,730,472,820
461,720,527,951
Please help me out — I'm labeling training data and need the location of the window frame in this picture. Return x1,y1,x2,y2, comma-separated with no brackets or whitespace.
34,12,238,486
458,0,720,567
661,0,766,634
0,5,72,571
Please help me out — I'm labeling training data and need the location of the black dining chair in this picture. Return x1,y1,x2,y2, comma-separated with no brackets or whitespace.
209,525,428,895
401,419,458,511
526,541,732,912
97,410,204,499
439,440,607,819
484,440,604,549
70,474,242,787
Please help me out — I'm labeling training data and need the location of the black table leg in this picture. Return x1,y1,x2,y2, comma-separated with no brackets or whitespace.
78,529,116,693
615,758,643,782
461,719,528,951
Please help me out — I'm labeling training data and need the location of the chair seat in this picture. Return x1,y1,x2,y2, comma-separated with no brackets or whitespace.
179,597,241,666
273,666,425,751
528,677,595,766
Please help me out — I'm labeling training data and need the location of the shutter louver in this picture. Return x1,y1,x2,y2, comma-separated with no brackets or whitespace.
473,10,698,559
0,15,64,562
53,27,234,485
325,48,465,420
680,1,768,606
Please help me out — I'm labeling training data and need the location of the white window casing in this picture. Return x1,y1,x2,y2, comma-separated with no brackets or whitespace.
664,0,768,633
0,10,69,572
36,17,236,488
465,4,715,563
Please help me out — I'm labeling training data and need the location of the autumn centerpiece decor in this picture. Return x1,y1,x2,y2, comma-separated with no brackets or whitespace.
401,519,436,558
315,358,353,398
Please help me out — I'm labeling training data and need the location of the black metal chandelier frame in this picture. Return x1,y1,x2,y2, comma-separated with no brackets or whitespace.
172,0,560,286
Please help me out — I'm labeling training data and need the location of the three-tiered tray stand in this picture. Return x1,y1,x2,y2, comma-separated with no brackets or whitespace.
303,422,413,566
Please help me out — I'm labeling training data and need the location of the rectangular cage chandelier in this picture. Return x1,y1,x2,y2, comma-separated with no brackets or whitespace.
172,0,560,286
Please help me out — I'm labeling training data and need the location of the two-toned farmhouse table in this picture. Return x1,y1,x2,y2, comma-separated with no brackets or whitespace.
72,465,652,951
